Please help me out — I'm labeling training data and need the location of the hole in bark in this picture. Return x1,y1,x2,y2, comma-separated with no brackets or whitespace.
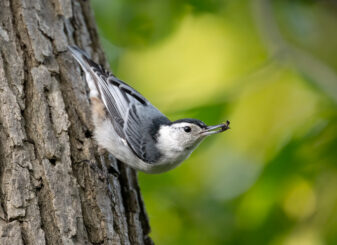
84,130,92,138
49,157,57,165
35,181,44,191
43,86,49,93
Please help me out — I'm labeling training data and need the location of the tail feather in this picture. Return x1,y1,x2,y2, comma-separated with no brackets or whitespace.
68,46,100,98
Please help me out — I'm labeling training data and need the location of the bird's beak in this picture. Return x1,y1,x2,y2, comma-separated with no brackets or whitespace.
201,120,230,136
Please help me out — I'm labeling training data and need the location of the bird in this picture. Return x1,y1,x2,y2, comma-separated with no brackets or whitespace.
69,46,230,174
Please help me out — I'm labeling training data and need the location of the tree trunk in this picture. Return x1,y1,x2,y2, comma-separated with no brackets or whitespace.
0,0,153,244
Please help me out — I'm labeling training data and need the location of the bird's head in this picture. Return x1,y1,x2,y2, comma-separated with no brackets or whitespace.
156,119,230,154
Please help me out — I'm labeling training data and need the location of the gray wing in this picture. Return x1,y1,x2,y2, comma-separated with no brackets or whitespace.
124,103,170,163
69,46,169,163
103,75,170,163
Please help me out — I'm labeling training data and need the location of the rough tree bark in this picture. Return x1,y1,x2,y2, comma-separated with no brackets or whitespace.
0,0,153,244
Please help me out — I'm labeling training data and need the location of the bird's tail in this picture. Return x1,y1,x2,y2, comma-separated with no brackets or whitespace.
68,46,100,98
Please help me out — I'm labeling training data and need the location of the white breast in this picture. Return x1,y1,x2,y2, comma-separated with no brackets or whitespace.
94,119,185,174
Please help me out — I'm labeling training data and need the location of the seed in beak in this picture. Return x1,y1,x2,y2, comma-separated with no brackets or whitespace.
202,120,230,136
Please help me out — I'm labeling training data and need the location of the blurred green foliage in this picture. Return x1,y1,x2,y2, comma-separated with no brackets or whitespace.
91,0,337,244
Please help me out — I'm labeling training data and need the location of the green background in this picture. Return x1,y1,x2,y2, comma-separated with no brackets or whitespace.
91,0,337,244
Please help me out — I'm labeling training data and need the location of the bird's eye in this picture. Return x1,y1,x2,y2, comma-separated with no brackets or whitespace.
184,126,191,133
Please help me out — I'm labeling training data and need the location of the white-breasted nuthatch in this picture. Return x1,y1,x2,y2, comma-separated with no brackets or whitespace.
69,46,230,174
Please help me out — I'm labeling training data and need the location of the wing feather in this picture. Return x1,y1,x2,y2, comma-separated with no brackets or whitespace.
68,46,170,163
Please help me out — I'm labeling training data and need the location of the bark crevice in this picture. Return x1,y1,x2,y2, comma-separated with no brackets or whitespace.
0,0,153,244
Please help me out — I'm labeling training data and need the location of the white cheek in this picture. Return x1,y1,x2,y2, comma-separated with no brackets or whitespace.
157,127,184,151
